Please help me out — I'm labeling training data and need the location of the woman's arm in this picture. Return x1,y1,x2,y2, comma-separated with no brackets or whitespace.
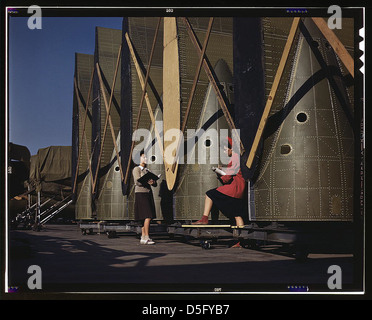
148,179,157,187
132,167,143,187
219,174,233,185
220,153,240,176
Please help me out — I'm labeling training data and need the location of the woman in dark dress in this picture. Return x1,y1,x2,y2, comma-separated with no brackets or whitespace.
193,137,247,229
133,151,157,245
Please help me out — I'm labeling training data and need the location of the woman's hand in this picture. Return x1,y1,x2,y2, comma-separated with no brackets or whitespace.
148,179,155,185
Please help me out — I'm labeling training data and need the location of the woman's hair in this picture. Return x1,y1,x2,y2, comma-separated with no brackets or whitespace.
140,150,145,156
227,137,232,149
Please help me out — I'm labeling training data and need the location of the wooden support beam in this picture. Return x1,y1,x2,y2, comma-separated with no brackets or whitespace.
171,17,214,173
182,17,213,136
123,18,162,185
92,45,122,191
72,68,94,195
246,17,300,169
183,17,243,155
311,17,354,78
125,32,164,172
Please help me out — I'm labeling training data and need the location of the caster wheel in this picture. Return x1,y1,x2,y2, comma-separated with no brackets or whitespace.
82,229,87,235
293,244,309,262
107,231,117,238
246,239,258,249
183,235,192,243
32,224,41,232
201,240,211,250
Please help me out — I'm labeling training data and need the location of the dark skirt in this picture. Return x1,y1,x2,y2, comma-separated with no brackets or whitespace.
134,192,156,222
206,188,245,219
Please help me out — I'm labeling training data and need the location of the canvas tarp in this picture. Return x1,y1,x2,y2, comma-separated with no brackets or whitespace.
29,146,72,192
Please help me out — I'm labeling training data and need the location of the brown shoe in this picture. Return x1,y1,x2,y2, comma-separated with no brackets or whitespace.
192,216,208,225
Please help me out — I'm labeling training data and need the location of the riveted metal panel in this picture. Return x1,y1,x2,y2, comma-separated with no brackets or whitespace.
174,59,234,221
123,17,164,221
127,17,164,137
96,132,128,220
172,18,234,221
73,53,94,220
91,27,125,220
122,18,234,221
252,18,354,221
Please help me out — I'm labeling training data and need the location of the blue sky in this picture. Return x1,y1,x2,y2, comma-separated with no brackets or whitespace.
8,16,123,155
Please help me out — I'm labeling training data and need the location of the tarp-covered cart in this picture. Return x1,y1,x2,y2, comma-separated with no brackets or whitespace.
11,146,74,230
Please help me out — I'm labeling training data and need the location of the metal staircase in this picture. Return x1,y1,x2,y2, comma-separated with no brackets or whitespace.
11,194,73,230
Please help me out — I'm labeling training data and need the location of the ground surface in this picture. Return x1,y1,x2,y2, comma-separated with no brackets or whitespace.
7,223,356,295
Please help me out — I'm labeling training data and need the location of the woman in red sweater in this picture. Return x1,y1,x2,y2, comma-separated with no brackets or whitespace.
193,137,247,227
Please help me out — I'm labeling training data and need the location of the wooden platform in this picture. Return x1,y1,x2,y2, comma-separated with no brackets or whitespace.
181,224,231,228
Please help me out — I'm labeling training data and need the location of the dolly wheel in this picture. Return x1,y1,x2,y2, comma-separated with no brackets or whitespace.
201,240,211,250
32,223,41,232
107,231,117,238
294,244,309,262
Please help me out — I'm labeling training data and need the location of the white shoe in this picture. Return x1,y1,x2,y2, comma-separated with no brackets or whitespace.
140,238,155,245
